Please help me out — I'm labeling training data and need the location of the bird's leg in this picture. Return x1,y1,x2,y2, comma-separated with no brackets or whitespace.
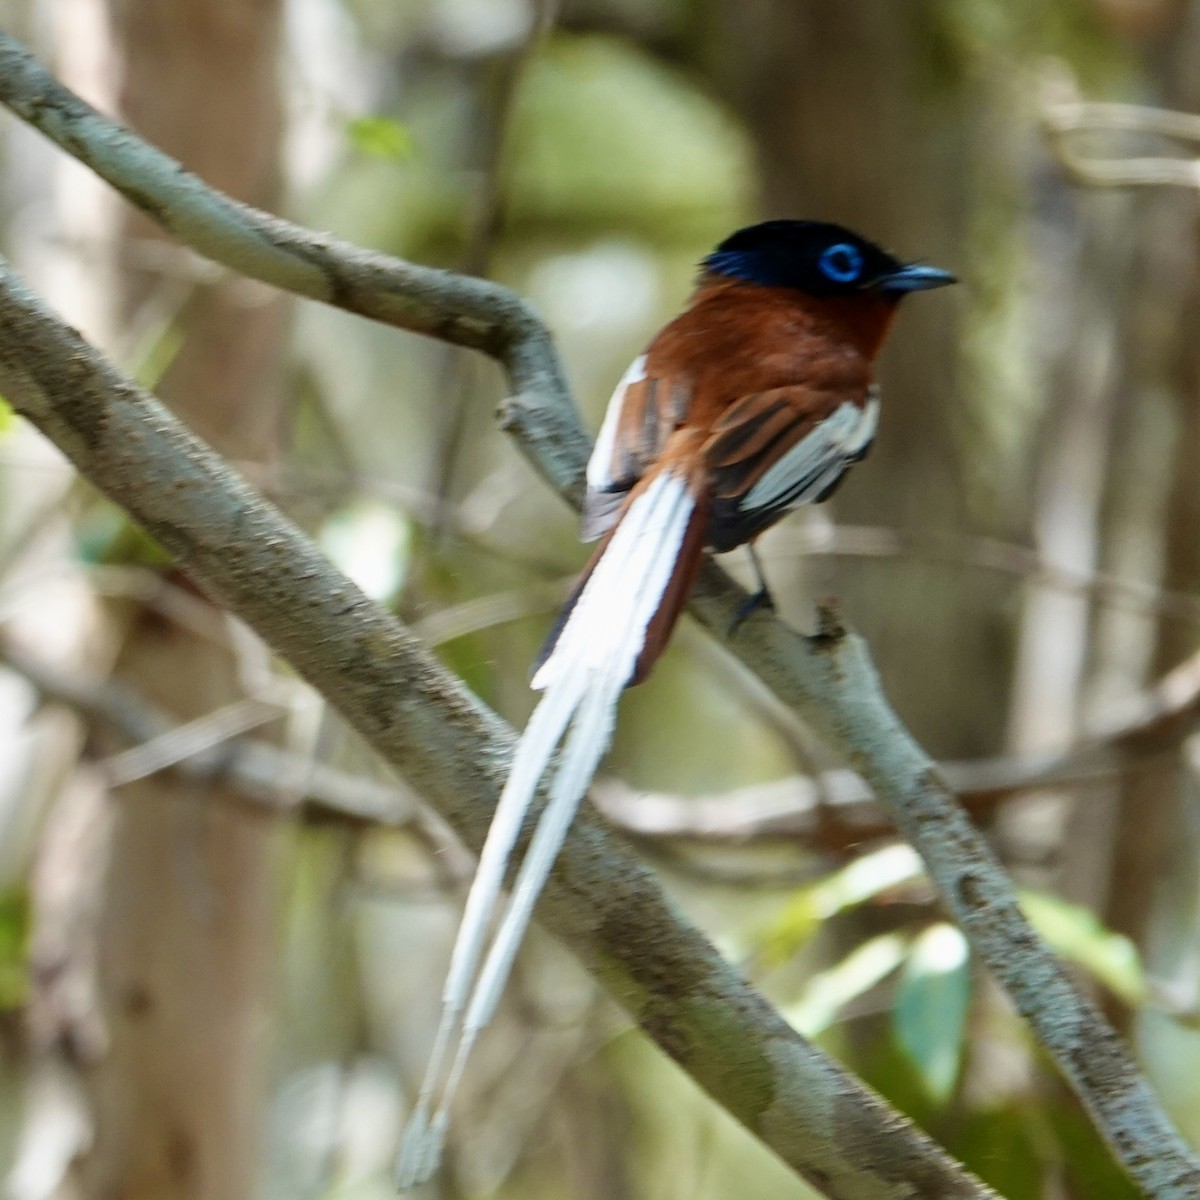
730,543,775,633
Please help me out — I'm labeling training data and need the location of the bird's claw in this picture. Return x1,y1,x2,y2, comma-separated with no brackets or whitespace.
729,586,775,635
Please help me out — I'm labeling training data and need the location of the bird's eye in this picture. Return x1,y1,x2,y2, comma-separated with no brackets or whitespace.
818,242,863,284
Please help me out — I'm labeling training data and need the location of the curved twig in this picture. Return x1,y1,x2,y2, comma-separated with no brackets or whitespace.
0,33,589,502
1042,85,1200,192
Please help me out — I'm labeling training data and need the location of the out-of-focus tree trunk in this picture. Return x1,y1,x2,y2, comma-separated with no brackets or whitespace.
1012,195,1134,911
1064,13,1200,1005
43,1,291,1196
1059,187,1198,940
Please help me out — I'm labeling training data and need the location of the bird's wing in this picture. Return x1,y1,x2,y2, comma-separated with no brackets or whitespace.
583,354,693,541
704,383,878,552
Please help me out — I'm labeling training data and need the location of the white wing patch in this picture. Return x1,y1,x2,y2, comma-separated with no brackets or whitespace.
586,354,647,494
845,388,880,456
742,391,879,514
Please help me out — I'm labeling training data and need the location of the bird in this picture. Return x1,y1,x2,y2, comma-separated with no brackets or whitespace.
396,219,955,1187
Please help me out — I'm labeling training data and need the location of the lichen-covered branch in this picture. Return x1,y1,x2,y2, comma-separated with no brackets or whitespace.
0,257,993,1200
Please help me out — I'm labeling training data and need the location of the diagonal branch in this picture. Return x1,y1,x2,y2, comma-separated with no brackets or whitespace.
683,587,1200,1198
0,29,1196,1197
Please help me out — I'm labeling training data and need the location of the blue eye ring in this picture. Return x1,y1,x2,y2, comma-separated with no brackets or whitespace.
818,242,863,284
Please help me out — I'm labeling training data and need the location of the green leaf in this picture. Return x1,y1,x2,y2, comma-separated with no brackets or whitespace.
760,843,924,965
345,116,413,162
0,889,30,1010
892,922,969,1103
1019,888,1147,1006
784,932,910,1037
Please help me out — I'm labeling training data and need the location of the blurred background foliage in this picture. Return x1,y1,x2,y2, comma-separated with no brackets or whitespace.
0,0,1199,1197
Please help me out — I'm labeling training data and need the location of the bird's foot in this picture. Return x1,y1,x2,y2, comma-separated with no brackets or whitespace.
729,586,775,635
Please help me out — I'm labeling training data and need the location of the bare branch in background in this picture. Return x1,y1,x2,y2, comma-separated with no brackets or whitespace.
25,603,1191,865
1,31,1197,1198
598,637,1200,849
24,589,1200,861
783,523,1200,624
1041,71,1200,191
4,644,417,825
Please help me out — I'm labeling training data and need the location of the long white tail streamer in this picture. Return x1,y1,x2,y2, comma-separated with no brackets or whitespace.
396,472,695,1188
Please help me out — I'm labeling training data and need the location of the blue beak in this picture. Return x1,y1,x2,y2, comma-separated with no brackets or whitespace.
877,263,957,294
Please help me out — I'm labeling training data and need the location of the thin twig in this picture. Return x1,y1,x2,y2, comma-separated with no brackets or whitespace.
3,643,419,828
101,697,283,786
1041,80,1200,192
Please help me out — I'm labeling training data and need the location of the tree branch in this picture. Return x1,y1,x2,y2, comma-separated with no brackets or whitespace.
1,29,1196,1197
